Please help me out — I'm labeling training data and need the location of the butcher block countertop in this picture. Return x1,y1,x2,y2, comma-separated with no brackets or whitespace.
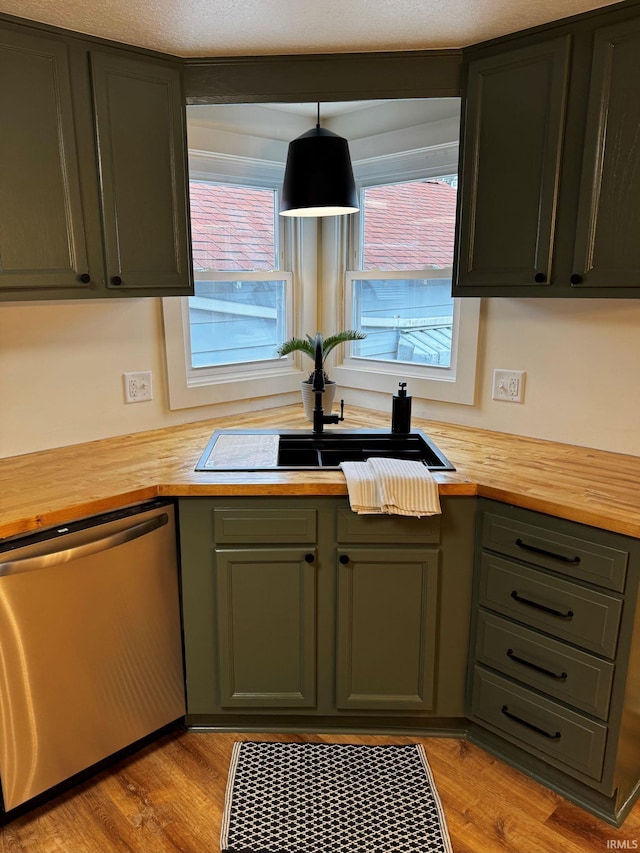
2,405,640,541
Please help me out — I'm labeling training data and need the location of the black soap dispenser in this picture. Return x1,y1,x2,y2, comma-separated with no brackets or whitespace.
391,382,412,433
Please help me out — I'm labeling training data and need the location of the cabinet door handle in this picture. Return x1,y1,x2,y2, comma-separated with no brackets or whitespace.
304,553,315,563
515,538,581,565
501,705,561,740
510,590,574,620
111,275,122,286
570,273,584,284
79,273,91,284
339,554,350,565
534,272,547,283
506,648,568,681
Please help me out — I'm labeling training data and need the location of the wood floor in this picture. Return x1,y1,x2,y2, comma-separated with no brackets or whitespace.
1,727,639,853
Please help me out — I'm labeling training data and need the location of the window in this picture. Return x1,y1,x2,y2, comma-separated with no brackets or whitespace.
164,100,476,413
163,169,303,410
188,181,289,369
331,168,480,406
349,177,456,369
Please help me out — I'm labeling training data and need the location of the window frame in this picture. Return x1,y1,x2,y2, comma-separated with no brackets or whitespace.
337,269,479,405
344,268,456,375
186,268,294,369
164,104,478,413
327,154,480,406
163,151,315,410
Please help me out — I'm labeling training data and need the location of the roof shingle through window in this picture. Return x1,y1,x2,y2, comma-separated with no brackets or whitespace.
189,178,457,272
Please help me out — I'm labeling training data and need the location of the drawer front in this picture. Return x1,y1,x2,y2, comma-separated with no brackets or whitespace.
482,512,628,592
479,554,622,658
475,610,615,720
213,508,317,544
336,508,440,544
471,666,607,781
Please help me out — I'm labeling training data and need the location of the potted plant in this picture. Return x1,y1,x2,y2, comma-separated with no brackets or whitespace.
277,329,366,420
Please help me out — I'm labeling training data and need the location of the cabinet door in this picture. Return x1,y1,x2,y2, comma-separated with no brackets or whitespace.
336,547,439,711
572,19,640,288
0,27,91,298
90,52,192,295
454,37,570,291
215,547,317,708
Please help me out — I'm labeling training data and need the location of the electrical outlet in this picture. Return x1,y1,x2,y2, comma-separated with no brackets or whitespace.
124,371,153,403
492,369,525,403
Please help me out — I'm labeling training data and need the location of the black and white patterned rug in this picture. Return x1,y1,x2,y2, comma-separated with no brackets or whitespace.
220,741,453,853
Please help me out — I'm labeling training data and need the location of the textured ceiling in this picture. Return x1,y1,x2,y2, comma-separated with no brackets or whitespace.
0,0,624,57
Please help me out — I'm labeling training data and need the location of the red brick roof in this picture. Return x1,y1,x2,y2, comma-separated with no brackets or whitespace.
189,181,276,272
362,181,456,270
189,178,456,272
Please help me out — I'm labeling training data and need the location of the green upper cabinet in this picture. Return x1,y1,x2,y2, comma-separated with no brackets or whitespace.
89,51,192,294
0,27,91,297
572,17,640,289
454,37,570,290
0,22,193,300
454,4,640,297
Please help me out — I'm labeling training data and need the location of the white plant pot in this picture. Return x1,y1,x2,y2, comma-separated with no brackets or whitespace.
301,380,337,422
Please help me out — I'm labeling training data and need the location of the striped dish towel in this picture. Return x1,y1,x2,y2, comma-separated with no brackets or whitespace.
367,457,441,517
340,458,441,517
340,461,383,514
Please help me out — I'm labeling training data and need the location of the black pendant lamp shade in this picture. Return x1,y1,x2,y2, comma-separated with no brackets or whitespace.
280,107,359,217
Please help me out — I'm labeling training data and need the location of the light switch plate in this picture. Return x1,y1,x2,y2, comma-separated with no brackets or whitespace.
492,369,525,402
124,371,153,403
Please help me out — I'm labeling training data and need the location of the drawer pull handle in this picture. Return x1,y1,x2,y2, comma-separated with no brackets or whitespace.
515,538,581,565
501,705,562,740
510,590,574,620
506,648,568,681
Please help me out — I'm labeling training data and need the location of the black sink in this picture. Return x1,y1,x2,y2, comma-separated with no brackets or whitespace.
195,428,454,471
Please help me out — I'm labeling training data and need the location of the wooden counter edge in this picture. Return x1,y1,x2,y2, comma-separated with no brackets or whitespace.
0,481,478,541
477,485,640,541
8,477,640,541
0,487,160,540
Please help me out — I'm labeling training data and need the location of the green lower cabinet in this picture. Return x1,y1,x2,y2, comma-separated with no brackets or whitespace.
215,547,317,708
468,499,640,825
471,665,607,780
178,495,476,726
336,548,439,711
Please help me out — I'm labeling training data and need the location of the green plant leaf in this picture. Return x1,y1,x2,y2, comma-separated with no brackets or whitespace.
277,329,367,365
321,329,367,359
275,337,315,358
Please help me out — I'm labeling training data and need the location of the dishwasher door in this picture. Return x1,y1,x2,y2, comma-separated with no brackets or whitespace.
0,501,185,811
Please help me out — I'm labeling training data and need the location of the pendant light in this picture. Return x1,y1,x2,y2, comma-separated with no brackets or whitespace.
280,103,359,217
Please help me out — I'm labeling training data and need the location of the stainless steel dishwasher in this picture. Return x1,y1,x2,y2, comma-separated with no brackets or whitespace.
0,499,185,812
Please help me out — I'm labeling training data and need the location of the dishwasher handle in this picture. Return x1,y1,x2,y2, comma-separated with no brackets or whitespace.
0,514,168,577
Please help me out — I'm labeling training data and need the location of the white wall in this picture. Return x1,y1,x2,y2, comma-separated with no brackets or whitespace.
344,297,640,456
2,294,639,459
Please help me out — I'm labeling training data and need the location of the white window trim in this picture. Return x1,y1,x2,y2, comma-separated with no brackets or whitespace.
165,127,477,412
186,270,294,379
353,140,459,188
320,144,481,406
335,269,480,405
163,270,303,410
189,149,285,190
163,150,319,411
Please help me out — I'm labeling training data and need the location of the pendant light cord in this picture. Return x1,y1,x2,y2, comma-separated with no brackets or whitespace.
316,102,320,129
